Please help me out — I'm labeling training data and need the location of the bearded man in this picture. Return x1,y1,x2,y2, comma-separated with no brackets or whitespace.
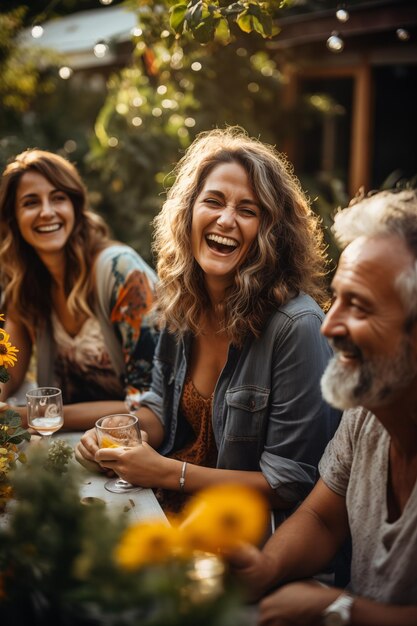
231,189,417,626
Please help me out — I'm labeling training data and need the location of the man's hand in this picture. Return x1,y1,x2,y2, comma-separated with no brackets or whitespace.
258,581,342,626
225,543,280,602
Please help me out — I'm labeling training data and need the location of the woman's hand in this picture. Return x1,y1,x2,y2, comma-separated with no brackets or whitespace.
95,441,171,488
74,428,113,475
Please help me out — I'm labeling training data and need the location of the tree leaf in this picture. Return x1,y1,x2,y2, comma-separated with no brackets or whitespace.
214,16,231,43
192,16,216,43
223,2,244,15
236,12,254,34
169,3,188,33
186,0,203,27
0,367,10,383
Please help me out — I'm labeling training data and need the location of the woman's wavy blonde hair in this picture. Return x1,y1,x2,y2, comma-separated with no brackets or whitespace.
0,149,110,332
153,127,329,345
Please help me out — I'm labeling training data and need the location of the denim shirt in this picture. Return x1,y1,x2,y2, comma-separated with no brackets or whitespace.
140,292,341,522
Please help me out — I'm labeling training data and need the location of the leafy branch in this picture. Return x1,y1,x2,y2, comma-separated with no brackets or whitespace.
170,0,284,43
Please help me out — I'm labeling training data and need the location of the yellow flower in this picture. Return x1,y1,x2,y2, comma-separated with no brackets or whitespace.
180,484,269,554
0,329,19,368
115,519,180,570
0,314,4,322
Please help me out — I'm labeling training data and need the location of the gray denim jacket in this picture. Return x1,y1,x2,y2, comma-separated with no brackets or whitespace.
140,292,340,523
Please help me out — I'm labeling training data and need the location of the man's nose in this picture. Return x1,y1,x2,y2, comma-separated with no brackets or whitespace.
321,303,346,338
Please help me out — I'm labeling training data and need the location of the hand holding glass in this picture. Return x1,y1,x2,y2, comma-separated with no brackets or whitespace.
26,387,64,442
95,413,142,493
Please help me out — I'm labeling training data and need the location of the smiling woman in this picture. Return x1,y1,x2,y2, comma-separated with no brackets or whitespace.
191,161,261,286
0,149,158,431
14,170,75,256
76,126,341,533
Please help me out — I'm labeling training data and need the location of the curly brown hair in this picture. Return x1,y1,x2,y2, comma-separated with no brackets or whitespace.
153,127,330,345
0,149,110,331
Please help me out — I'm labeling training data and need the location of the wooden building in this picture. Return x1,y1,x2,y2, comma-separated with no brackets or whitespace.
269,0,417,195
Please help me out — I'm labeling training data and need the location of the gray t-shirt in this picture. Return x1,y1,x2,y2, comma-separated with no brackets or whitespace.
319,407,417,604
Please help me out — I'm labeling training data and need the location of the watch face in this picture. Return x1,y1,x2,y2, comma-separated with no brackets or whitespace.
322,593,353,626
324,613,345,626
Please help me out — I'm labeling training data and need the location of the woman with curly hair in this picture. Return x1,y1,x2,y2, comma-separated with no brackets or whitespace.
77,127,340,523
0,149,157,430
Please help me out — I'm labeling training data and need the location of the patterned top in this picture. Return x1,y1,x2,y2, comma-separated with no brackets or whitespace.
52,313,123,404
155,375,218,514
104,256,157,409
36,245,158,410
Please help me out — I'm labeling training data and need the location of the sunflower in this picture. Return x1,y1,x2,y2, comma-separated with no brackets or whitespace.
115,519,180,570
180,483,269,554
0,329,19,368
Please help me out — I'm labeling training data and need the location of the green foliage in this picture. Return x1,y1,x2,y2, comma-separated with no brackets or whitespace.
0,409,31,447
0,9,76,176
127,0,286,44
0,447,249,625
0,0,343,269
86,34,286,260
0,9,59,114
44,438,74,475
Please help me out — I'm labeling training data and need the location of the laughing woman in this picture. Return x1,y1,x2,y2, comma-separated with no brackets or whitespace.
0,149,157,430
76,127,340,524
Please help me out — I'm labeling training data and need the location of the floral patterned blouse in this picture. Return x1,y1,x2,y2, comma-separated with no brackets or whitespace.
37,244,158,409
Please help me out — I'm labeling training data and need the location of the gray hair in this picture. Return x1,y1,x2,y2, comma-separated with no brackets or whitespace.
332,189,417,324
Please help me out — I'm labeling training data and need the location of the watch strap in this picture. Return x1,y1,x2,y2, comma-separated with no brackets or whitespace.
322,591,354,626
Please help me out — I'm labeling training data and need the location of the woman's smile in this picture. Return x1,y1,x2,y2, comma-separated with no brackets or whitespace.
191,161,260,284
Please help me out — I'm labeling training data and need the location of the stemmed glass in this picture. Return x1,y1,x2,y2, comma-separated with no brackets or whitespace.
26,387,64,443
95,413,142,494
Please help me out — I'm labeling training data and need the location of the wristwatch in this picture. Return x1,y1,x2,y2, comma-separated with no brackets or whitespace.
321,592,354,626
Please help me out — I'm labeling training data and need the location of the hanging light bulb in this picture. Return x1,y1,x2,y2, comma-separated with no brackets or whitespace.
326,31,345,53
31,24,44,38
336,8,349,22
396,28,410,41
93,41,109,58
99,0,113,5
58,66,73,80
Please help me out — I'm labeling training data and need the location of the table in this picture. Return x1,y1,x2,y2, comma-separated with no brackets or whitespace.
53,431,168,525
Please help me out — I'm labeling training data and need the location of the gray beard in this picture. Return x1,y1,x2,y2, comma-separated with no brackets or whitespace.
321,340,417,411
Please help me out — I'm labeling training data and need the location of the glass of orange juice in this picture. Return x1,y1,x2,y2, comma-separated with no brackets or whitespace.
95,413,142,493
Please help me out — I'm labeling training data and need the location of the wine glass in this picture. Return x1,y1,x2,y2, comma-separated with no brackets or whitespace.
26,387,64,443
95,413,142,494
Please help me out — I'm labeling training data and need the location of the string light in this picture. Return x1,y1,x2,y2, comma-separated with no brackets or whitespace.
326,31,344,53
29,0,60,39
31,24,44,38
336,8,349,22
58,66,73,79
93,41,109,58
396,28,410,41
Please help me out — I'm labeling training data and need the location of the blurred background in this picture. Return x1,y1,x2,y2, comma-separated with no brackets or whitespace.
1,0,416,267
